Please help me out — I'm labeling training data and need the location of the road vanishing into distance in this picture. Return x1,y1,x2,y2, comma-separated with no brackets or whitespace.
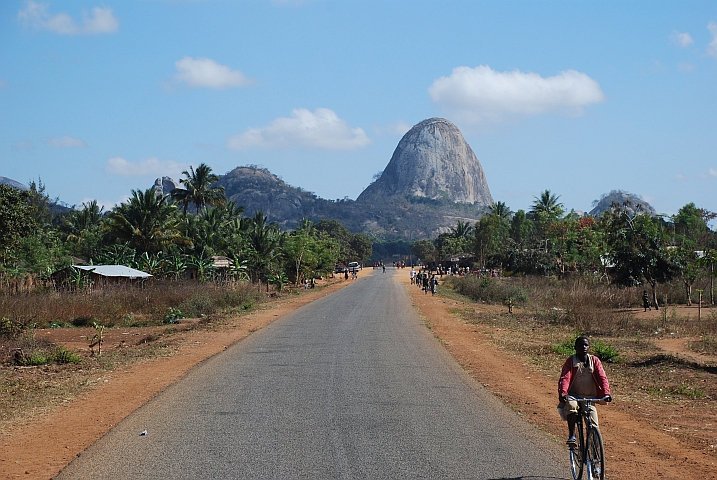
56,269,569,480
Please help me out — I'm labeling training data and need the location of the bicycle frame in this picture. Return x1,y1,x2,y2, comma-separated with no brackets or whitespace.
565,395,609,480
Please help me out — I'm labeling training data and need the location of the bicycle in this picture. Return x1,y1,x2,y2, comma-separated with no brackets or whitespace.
565,395,610,480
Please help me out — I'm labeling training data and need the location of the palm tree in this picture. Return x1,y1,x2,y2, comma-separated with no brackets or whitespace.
107,189,190,255
171,163,226,214
529,190,564,220
488,201,513,220
245,210,283,286
450,220,474,240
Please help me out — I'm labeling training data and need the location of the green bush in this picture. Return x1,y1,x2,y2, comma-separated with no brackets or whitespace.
163,307,186,324
18,352,48,366
51,346,82,364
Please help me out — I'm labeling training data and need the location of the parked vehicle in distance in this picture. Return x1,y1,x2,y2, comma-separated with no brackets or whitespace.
347,262,360,272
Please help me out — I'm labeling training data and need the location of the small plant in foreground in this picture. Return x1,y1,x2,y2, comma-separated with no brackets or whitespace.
51,346,82,364
88,322,105,356
163,307,186,324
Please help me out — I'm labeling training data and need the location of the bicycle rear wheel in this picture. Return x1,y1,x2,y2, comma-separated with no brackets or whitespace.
586,427,605,480
569,418,585,480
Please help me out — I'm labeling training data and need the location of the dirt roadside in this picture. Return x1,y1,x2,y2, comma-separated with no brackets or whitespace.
2,270,716,479
400,273,717,480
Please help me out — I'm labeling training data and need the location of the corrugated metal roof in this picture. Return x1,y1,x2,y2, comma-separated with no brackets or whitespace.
75,265,152,278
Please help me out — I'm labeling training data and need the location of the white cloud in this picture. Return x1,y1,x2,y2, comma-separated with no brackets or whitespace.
669,30,693,47
45,135,87,148
173,57,254,89
105,157,185,177
678,62,695,72
708,22,717,59
428,65,605,125
227,108,372,150
373,120,412,137
18,1,119,35
698,168,717,179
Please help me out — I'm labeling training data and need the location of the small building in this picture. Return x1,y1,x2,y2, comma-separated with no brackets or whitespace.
52,265,152,289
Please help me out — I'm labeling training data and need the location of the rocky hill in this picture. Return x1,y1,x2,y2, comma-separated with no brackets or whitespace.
589,190,657,217
358,118,493,205
213,166,486,239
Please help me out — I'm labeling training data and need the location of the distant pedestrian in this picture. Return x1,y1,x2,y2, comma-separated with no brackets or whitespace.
382,265,386,273
642,290,651,311
430,275,438,295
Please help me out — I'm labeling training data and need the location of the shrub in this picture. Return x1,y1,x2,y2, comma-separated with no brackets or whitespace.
163,307,186,324
51,346,82,364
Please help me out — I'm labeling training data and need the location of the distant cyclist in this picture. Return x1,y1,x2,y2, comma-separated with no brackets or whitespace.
558,336,612,448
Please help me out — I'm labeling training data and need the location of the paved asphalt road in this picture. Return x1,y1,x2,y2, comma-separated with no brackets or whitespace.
56,269,569,479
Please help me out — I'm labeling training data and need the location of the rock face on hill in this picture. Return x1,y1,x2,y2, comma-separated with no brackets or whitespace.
0,176,29,191
357,118,493,206
152,177,181,197
589,190,657,217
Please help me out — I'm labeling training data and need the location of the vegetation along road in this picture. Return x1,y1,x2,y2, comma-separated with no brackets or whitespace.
56,269,566,479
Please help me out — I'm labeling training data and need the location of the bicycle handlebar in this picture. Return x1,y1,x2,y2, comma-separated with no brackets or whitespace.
564,395,611,403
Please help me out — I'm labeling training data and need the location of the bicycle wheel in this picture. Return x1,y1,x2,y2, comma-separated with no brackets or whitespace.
569,418,585,480
586,427,605,480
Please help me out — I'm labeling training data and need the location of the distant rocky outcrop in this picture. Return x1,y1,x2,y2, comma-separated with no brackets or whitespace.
0,176,29,190
357,118,493,205
589,190,657,217
152,176,181,197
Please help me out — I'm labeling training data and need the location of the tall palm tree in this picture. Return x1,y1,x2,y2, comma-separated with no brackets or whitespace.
529,190,564,220
488,201,513,220
450,220,474,239
107,189,189,255
171,163,226,214
245,210,283,284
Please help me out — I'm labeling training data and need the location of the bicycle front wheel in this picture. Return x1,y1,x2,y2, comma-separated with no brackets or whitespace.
569,419,585,480
586,427,605,480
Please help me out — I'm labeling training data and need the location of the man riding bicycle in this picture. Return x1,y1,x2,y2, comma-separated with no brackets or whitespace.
558,336,612,448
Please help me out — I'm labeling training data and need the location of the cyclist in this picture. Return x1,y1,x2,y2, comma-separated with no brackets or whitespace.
558,336,612,448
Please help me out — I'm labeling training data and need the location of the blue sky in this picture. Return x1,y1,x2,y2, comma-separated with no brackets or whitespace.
1,1,716,224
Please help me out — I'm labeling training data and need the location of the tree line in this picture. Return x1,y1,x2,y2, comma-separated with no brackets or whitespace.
0,164,372,290
411,190,717,307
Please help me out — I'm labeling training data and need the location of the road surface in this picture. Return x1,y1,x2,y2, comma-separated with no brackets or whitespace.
56,269,568,479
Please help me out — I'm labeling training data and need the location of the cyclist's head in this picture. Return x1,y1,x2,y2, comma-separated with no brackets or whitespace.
574,335,590,350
